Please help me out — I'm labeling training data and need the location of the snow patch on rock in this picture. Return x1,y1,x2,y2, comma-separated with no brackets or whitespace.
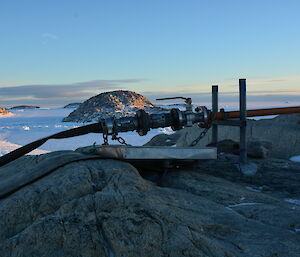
285,199,300,205
290,155,300,162
228,203,262,208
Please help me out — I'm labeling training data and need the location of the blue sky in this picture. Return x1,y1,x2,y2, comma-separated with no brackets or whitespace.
0,0,299,107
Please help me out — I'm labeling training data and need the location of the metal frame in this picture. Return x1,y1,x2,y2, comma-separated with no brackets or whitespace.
211,85,218,146
211,79,247,164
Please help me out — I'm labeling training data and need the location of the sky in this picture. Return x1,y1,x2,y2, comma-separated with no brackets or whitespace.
0,0,299,108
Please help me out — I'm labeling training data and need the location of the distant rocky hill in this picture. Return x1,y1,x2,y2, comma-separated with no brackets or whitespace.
0,107,13,117
63,90,162,122
9,105,40,110
63,103,81,109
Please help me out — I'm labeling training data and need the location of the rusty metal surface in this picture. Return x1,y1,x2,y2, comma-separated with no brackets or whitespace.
215,106,300,120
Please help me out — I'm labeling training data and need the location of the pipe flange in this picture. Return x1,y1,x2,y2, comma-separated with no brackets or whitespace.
136,109,150,136
170,108,184,131
195,106,209,123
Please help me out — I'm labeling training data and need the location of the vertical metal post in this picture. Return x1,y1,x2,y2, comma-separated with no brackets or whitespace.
239,79,247,164
212,85,218,146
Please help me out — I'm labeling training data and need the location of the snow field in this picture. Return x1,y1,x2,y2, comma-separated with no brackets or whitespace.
0,108,174,155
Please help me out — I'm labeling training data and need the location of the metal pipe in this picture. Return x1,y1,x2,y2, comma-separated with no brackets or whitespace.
214,106,300,120
239,79,247,164
211,85,218,146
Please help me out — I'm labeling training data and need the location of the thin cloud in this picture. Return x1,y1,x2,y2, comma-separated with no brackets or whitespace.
166,75,300,93
42,33,58,40
0,79,143,100
142,89,299,97
144,91,300,106
224,75,300,88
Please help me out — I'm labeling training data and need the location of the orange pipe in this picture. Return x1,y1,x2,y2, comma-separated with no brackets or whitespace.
215,106,300,120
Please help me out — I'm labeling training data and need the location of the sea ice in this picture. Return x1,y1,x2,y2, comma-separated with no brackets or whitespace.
0,108,174,155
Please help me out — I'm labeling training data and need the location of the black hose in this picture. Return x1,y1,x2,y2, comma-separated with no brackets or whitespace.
0,109,204,168
0,123,103,168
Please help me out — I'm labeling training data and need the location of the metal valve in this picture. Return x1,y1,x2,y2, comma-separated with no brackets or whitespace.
156,96,193,112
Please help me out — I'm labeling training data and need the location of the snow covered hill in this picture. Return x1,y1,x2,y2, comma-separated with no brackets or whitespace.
63,90,164,122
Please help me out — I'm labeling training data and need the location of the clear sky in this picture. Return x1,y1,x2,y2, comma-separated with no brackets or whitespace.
0,0,299,107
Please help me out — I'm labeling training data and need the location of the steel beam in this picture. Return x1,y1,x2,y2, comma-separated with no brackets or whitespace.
211,85,218,146
239,79,247,164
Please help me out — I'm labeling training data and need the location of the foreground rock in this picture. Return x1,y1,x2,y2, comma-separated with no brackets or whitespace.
146,113,300,159
0,150,300,257
63,90,163,122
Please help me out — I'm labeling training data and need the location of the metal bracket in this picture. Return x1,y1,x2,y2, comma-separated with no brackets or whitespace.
101,118,115,135
210,80,248,164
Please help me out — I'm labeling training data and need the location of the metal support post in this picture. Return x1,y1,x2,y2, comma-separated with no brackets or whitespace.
211,85,218,146
239,79,247,164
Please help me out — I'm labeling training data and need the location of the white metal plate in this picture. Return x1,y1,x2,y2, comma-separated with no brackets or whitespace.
96,146,217,160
